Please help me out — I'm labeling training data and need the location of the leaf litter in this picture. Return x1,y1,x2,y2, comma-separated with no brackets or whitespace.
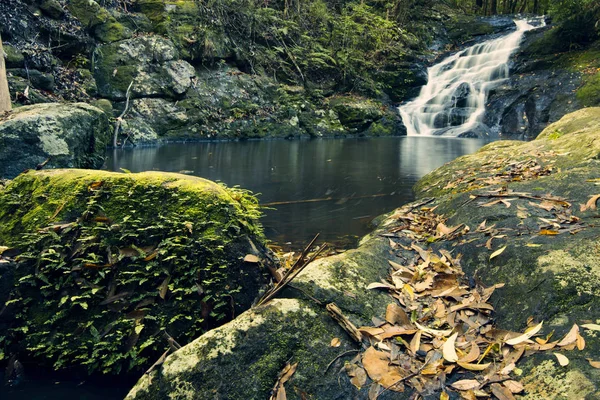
340,204,590,399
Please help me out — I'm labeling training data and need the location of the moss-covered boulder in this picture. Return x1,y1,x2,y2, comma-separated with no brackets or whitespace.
94,36,195,100
328,95,406,136
0,103,110,179
0,169,270,374
413,107,600,397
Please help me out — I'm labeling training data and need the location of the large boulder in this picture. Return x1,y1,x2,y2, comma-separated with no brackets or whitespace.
0,103,110,179
128,108,600,399
94,36,195,100
0,169,270,374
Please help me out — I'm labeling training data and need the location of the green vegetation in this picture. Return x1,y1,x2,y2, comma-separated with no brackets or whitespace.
0,170,266,374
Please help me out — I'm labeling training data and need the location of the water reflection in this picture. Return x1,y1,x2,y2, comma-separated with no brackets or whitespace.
105,137,488,247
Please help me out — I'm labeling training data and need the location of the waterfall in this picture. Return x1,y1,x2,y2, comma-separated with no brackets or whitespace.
399,18,544,137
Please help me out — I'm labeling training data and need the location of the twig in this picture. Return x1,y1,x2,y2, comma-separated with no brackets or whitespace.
256,235,326,306
288,284,323,306
326,303,363,344
113,80,134,148
144,349,170,375
324,349,360,373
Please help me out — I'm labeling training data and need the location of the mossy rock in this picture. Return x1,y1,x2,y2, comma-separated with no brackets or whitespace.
328,95,402,135
3,45,25,68
0,103,110,179
94,35,195,100
0,169,270,374
577,71,600,106
67,0,111,27
413,108,600,397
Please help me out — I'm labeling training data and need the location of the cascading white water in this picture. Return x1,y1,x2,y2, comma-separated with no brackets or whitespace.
399,19,544,137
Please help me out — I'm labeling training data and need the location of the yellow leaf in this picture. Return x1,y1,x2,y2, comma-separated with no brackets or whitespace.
581,323,600,331
442,332,459,363
553,352,569,366
526,243,542,247
489,245,507,261
576,333,585,351
135,324,144,335
505,321,543,345
415,322,452,337
440,391,450,400
540,229,559,235
457,361,491,371
330,338,341,348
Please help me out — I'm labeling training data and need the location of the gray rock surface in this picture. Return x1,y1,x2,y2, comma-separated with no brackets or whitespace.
0,103,110,178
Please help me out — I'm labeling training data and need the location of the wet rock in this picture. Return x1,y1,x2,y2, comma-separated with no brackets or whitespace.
0,103,110,178
7,68,55,91
328,95,405,136
94,36,195,100
39,0,64,19
0,169,270,374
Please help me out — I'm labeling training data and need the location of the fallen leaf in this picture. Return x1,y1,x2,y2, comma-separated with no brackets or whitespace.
553,352,569,366
557,324,579,347
503,380,524,394
385,303,411,326
330,338,341,348
410,330,422,354
244,254,260,263
580,194,600,212
459,342,481,363
415,322,452,337
451,379,480,391
491,382,516,400
367,282,395,291
442,332,459,362
540,229,559,235
505,321,543,345
576,333,585,351
489,246,507,261
345,364,367,389
586,359,600,368
158,277,170,300
457,361,491,371
362,347,405,391
581,323,600,331
440,391,450,400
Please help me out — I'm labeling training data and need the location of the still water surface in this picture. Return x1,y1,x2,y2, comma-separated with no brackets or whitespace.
105,137,489,248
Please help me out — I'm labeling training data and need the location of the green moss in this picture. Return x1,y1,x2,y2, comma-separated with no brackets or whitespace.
3,45,24,68
68,0,111,27
94,20,131,43
576,72,600,106
0,169,267,374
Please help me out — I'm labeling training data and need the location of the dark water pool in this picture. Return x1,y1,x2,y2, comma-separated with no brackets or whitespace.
104,136,489,248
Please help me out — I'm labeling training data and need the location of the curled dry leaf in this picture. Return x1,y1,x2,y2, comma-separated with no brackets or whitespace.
557,324,579,347
580,194,600,212
576,333,585,351
330,337,341,348
442,332,459,363
457,361,491,371
553,352,569,366
386,303,410,326
243,254,260,263
489,245,507,261
415,322,452,337
505,321,543,345
459,342,481,363
451,379,480,391
366,282,395,291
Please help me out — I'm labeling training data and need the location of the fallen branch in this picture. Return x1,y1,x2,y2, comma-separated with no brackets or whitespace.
113,80,134,148
326,303,363,344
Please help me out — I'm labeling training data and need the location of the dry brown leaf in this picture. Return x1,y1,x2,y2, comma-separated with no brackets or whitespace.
505,321,543,345
362,347,404,391
415,322,452,337
345,364,367,389
457,361,491,371
503,380,525,394
576,333,585,351
451,379,480,391
442,332,459,362
385,303,411,326
330,338,341,348
553,352,569,366
243,254,260,263
489,246,507,261
459,342,481,363
410,330,422,354
158,276,170,300
368,382,381,400
557,324,579,347
580,194,600,212
586,359,600,368
366,282,395,291
490,382,516,400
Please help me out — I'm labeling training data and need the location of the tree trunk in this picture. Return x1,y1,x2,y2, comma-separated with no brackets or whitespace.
491,0,497,15
0,35,12,113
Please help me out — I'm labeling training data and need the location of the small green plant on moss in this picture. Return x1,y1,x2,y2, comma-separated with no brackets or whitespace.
1,178,264,374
